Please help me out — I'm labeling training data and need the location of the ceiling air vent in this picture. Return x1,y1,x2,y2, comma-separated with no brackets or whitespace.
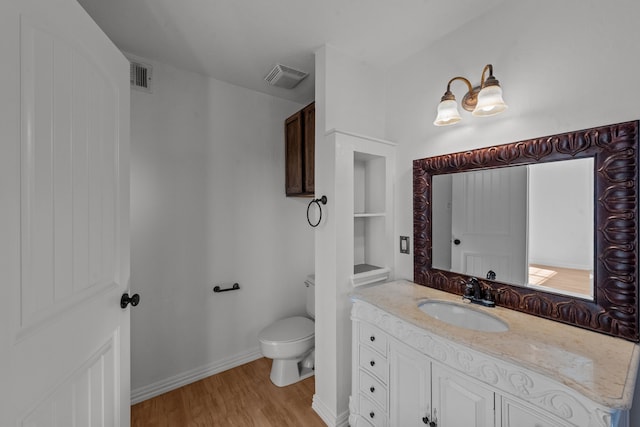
129,60,153,93
264,64,308,89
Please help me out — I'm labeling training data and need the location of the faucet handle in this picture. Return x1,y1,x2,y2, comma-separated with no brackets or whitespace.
484,288,495,302
463,282,474,297
469,277,482,298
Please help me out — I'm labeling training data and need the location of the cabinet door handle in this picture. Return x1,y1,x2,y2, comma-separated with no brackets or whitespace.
422,416,437,427
370,360,375,367
370,335,375,342
369,411,375,419
369,386,375,393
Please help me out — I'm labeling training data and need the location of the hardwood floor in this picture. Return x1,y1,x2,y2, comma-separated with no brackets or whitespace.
528,264,591,297
131,358,326,427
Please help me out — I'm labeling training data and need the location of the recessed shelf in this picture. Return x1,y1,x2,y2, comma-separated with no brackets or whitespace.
354,152,386,214
353,148,390,286
351,264,390,287
354,263,381,274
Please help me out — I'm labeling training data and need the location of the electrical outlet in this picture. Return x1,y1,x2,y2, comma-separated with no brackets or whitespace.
400,236,410,254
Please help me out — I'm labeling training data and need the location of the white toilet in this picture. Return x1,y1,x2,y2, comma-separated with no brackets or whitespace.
258,274,315,387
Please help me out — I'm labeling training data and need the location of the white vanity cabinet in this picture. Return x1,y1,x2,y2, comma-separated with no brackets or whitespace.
350,290,633,427
389,340,495,427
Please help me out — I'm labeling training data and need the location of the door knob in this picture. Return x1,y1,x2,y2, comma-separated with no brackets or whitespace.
453,238,461,245
120,293,140,309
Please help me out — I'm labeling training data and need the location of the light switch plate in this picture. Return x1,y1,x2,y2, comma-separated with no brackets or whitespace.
400,236,410,254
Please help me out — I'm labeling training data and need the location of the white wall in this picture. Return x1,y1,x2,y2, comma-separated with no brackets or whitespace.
322,45,387,137
129,59,314,399
384,0,640,419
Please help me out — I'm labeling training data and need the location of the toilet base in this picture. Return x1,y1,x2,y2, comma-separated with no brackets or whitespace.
269,349,315,387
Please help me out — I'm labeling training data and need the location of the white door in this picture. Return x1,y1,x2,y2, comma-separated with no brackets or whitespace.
451,167,528,285
0,0,131,425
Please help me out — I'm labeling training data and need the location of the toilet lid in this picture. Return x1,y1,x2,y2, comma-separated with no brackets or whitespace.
258,316,314,344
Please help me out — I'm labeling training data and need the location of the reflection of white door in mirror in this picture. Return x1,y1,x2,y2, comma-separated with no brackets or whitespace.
450,167,528,285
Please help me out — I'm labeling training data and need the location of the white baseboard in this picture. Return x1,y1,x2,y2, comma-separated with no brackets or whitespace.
336,410,350,427
312,394,350,427
131,347,264,405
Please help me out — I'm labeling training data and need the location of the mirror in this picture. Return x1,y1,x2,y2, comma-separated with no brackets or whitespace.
413,121,639,341
431,158,594,299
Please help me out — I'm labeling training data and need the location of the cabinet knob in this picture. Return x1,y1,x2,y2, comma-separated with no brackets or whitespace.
370,335,375,342
369,411,375,419
370,360,375,367
369,386,375,393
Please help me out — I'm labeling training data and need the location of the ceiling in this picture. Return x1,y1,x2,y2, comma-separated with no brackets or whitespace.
77,0,504,105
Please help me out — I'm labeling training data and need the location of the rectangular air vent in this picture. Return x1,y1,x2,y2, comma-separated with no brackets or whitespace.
264,64,308,89
129,60,153,93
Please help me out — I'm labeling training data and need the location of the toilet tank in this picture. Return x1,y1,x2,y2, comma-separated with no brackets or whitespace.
305,274,315,319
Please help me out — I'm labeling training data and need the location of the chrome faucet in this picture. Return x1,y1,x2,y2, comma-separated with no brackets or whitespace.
462,277,496,307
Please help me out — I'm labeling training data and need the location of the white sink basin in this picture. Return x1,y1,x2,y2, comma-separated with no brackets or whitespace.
418,300,509,332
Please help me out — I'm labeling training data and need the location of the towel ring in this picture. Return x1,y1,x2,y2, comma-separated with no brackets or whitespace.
307,195,328,227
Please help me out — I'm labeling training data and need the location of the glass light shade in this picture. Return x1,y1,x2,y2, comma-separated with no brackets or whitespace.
433,99,462,126
472,84,508,117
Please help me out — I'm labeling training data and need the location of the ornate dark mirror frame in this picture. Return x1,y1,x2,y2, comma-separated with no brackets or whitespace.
413,120,639,342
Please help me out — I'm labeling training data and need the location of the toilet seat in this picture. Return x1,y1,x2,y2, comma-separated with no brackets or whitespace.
258,316,314,344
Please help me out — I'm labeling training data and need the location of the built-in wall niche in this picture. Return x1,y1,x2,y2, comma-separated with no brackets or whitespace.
353,151,390,285
354,152,385,214
323,129,395,288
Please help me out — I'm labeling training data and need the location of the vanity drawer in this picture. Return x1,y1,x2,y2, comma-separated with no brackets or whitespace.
359,322,387,355
359,344,388,383
359,395,387,427
359,369,387,411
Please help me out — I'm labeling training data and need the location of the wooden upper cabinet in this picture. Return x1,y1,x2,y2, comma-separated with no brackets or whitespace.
285,110,303,195
285,102,315,196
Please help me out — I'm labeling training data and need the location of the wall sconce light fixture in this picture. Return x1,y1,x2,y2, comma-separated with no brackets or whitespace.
433,64,508,126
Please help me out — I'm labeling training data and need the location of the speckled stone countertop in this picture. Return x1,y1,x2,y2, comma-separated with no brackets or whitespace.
351,280,640,410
